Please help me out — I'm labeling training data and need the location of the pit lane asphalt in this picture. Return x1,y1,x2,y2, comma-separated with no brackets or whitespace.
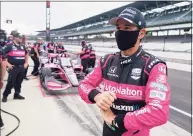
167,69,191,133
48,53,191,133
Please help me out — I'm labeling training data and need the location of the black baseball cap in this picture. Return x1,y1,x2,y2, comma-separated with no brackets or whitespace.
109,7,146,29
10,30,22,38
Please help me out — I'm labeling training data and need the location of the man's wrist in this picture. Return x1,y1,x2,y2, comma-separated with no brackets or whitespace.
88,89,101,103
93,92,101,102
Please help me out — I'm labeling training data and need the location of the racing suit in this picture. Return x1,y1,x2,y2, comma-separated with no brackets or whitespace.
80,45,90,73
78,47,170,136
30,44,40,76
47,43,55,53
2,42,27,98
56,45,66,54
88,49,96,68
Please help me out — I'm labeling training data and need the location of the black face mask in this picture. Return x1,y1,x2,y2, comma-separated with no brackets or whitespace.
115,30,140,51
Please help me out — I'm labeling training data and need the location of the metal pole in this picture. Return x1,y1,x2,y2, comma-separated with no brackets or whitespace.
46,1,50,42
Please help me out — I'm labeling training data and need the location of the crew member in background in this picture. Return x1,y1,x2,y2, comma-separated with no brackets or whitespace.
42,41,47,51
78,7,170,136
77,40,90,73
56,42,66,54
36,41,42,55
30,42,40,76
0,29,7,48
88,44,96,68
22,35,29,80
7,35,13,44
47,42,55,53
2,30,28,102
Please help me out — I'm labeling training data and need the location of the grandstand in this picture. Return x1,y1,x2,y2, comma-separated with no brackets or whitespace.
36,1,192,52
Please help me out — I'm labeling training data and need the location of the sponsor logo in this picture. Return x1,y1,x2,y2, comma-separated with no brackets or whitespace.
12,46,17,50
107,73,118,78
124,8,137,14
120,8,136,18
156,75,166,83
134,107,151,116
131,68,142,80
79,84,90,94
104,83,143,97
112,103,140,112
107,66,118,77
149,90,166,100
148,58,160,69
120,13,134,18
101,56,105,63
120,59,131,65
15,57,25,59
149,100,162,109
109,66,117,74
158,65,166,74
13,51,25,55
150,82,168,91
151,99,161,104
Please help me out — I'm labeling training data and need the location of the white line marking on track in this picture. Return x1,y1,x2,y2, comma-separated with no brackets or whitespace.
169,105,191,118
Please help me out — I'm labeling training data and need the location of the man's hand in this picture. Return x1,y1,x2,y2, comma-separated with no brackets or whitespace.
24,63,28,69
7,63,14,70
101,109,116,126
94,91,117,111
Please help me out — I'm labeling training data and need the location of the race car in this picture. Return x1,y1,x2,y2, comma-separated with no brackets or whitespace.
60,52,84,78
71,59,84,78
39,52,79,91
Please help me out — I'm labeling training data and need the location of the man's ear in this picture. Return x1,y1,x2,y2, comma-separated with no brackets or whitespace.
138,28,146,40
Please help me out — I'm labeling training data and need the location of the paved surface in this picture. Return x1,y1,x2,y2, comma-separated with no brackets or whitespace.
167,69,192,133
0,59,191,136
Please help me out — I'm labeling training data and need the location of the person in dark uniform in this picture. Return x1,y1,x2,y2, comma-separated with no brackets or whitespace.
30,42,40,76
88,44,96,68
22,35,29,80
47,42,55,53
2,30,29,102
56,42,66,54
77,40,90,73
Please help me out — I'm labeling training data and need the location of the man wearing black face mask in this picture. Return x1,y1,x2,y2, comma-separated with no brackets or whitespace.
78,7,170,136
